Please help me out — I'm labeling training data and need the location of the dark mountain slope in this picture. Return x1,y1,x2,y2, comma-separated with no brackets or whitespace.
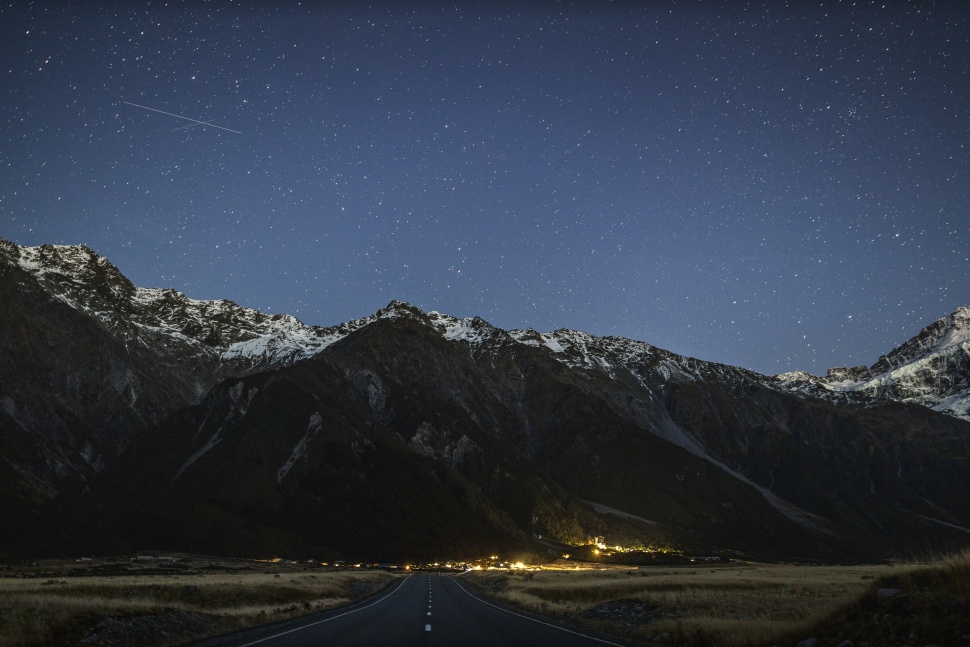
3,238,970,561
319,307,796,555
92,354,541,562
90,303,970,561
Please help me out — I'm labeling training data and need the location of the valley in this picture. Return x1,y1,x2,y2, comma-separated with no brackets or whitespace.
2,551,968,647
4,239,970,564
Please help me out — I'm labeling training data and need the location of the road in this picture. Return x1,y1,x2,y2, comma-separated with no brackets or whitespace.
194,574,631,647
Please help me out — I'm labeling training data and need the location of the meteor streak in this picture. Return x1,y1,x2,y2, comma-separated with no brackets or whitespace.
695,266,735,286
123,101,241,134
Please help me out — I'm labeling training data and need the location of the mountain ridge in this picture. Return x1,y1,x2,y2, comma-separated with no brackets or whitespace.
6,238,968,423
2,237,970,561
776,306,970,421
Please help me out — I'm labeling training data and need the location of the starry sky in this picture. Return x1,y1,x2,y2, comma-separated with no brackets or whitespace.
2,1,968,376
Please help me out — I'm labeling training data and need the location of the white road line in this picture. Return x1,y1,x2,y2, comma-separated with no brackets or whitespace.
235,576,410,646
448,577,627,646
425,624,432,631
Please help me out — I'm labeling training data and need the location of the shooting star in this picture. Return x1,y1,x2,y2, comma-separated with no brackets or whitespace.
696,266,735,286
123,101,241,134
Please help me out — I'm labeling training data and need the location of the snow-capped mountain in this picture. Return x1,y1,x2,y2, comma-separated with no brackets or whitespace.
434,305,970,424
8,239,967,423
3,237,970,562
6,240,353,381
776,307,970,421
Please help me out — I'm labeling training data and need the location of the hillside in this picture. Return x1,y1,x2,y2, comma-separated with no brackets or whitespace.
2,238,970,561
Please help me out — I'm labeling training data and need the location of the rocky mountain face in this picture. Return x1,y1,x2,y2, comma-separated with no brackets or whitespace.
3,238,970,561
0,240,375,478
777,307,970,421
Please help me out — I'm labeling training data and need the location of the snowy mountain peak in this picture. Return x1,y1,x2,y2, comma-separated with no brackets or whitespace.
6,241,136,308
375,299,430,322
774,307,970,421
873,306,970,373
5,238,969,422
3,239,335,376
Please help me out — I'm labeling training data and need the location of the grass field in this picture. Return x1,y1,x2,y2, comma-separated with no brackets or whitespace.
3,552,967,646
0,556,395,647
466,550,970,646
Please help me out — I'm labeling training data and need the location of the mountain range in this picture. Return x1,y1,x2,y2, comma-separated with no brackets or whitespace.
2,237,969,562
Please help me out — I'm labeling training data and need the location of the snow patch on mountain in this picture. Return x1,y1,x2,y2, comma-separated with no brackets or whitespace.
221,329,336,367
934,308,970,351
130,287,336,369
431,312,498,347
539,330,620,376
541,334,565,353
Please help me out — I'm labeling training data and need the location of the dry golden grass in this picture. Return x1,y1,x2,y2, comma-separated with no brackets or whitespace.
0,564,396,647
885,546,970,595
468,559,933,646
801,547,970,647
4,551,967,646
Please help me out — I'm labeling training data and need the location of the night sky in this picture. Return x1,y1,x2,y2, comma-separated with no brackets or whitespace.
2,1,968,376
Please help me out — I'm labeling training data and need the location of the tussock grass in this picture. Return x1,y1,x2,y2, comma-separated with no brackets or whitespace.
469,560,935,646
0,567,395,647
779,547,970,647
887,546,970,593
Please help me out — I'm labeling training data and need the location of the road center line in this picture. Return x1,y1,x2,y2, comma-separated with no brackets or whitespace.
235,576,411,646
448,576,627,646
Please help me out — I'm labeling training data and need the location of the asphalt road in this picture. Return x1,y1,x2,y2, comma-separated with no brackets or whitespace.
196,574,630,647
